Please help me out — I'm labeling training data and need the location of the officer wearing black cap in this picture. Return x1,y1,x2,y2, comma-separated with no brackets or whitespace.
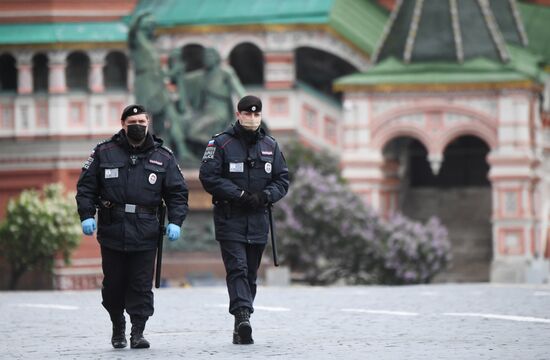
199,95,289,344
76,104,188,349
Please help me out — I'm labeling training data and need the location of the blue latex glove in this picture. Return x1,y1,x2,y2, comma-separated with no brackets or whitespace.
166,223,181,241
81,218,96,235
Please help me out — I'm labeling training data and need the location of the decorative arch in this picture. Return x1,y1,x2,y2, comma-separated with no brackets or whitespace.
218,35,266,60
372,103,498,134
229,42,264,85
173,37,214,55
295,46,358,101
180,43,205,72
374,126,433,154
103,51,128,90
0,53,17,91
372,104,498,155
439,124,497,153
66,51,90,91
291,35,368,71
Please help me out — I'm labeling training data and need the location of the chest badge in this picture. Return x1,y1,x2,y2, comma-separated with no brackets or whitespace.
229,162,244,173
148,173,157,185
105,168,118,179
265,162,272,174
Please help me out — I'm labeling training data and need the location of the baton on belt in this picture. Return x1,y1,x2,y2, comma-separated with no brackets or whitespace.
155,202,167,288
267,204,279,267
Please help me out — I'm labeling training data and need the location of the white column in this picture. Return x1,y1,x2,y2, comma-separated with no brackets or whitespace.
89,50,106,94
489,92,543,282
48,51,68,94
16,51,33,94
264,51,295,89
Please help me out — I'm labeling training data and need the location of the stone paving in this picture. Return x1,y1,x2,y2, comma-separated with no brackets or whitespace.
1,283,549,359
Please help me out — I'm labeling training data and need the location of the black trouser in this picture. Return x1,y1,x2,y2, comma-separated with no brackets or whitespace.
100,245,156,324
219,241,266,315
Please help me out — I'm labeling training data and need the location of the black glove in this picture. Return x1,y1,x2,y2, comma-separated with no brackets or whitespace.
239,191,268,209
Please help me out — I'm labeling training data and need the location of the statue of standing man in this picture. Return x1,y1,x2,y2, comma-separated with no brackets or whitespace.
128,12,189,160
128,11,247,163
176,47,246,156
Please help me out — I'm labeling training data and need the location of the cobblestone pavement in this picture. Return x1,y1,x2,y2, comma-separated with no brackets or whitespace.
1,283,549,359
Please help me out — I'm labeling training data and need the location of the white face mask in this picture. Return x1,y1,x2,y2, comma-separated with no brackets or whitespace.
238,112,262,131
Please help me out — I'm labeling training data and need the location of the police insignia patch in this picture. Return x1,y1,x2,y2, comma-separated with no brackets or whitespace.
149,173,157,184
83,151,95,169
202,144,216,160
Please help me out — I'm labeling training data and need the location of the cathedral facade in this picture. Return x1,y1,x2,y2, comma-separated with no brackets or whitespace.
0,0,548,288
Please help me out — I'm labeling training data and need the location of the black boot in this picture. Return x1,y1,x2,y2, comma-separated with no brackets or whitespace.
110,314,127,349
130,323,150,349
233,307,253,345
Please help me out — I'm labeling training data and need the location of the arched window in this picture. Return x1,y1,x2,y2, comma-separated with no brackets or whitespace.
66,51,90,91
439,136,490,187
295,47,357,102
0,53,17,92
383,137,436,187
181,44,205,72
32,53,49,93
104,51,128,90
229,42,264,85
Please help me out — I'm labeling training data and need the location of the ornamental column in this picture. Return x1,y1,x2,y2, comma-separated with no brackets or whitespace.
16,51,33,94
89,51,106,93
264,51,295,89
48,51,68,94
488,91,545,282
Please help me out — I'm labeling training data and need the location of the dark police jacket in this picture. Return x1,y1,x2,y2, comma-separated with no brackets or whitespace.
76,130,188,251
199,123,289,244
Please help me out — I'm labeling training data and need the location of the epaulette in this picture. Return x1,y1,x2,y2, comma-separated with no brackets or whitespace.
161,145,174,154
213,132,226,138
95,138,112,148
262,134,277,147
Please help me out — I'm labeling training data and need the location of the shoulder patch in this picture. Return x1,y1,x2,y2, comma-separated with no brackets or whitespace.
83,138,112,169
202,141,216,161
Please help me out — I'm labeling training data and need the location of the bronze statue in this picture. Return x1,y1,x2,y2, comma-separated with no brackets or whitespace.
128,11,247,163
128,12,189,161
180,47,246,153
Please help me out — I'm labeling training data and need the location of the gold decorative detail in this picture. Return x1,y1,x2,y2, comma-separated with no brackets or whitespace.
334,80,540,93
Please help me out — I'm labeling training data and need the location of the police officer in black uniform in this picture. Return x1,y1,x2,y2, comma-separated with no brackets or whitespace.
199,95,289,344
76,104,188,349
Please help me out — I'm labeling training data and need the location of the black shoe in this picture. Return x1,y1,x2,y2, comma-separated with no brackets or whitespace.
130,324,150,349
233,308,253,345
111,317,127,349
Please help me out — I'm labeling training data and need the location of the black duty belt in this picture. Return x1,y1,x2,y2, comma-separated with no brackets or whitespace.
110,203,158,214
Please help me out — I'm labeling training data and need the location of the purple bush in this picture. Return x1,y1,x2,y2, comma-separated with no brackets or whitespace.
374,214,452,284
274,167,380,285
274,166,452,285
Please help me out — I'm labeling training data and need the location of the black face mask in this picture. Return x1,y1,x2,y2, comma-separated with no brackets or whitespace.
126,124,147,142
